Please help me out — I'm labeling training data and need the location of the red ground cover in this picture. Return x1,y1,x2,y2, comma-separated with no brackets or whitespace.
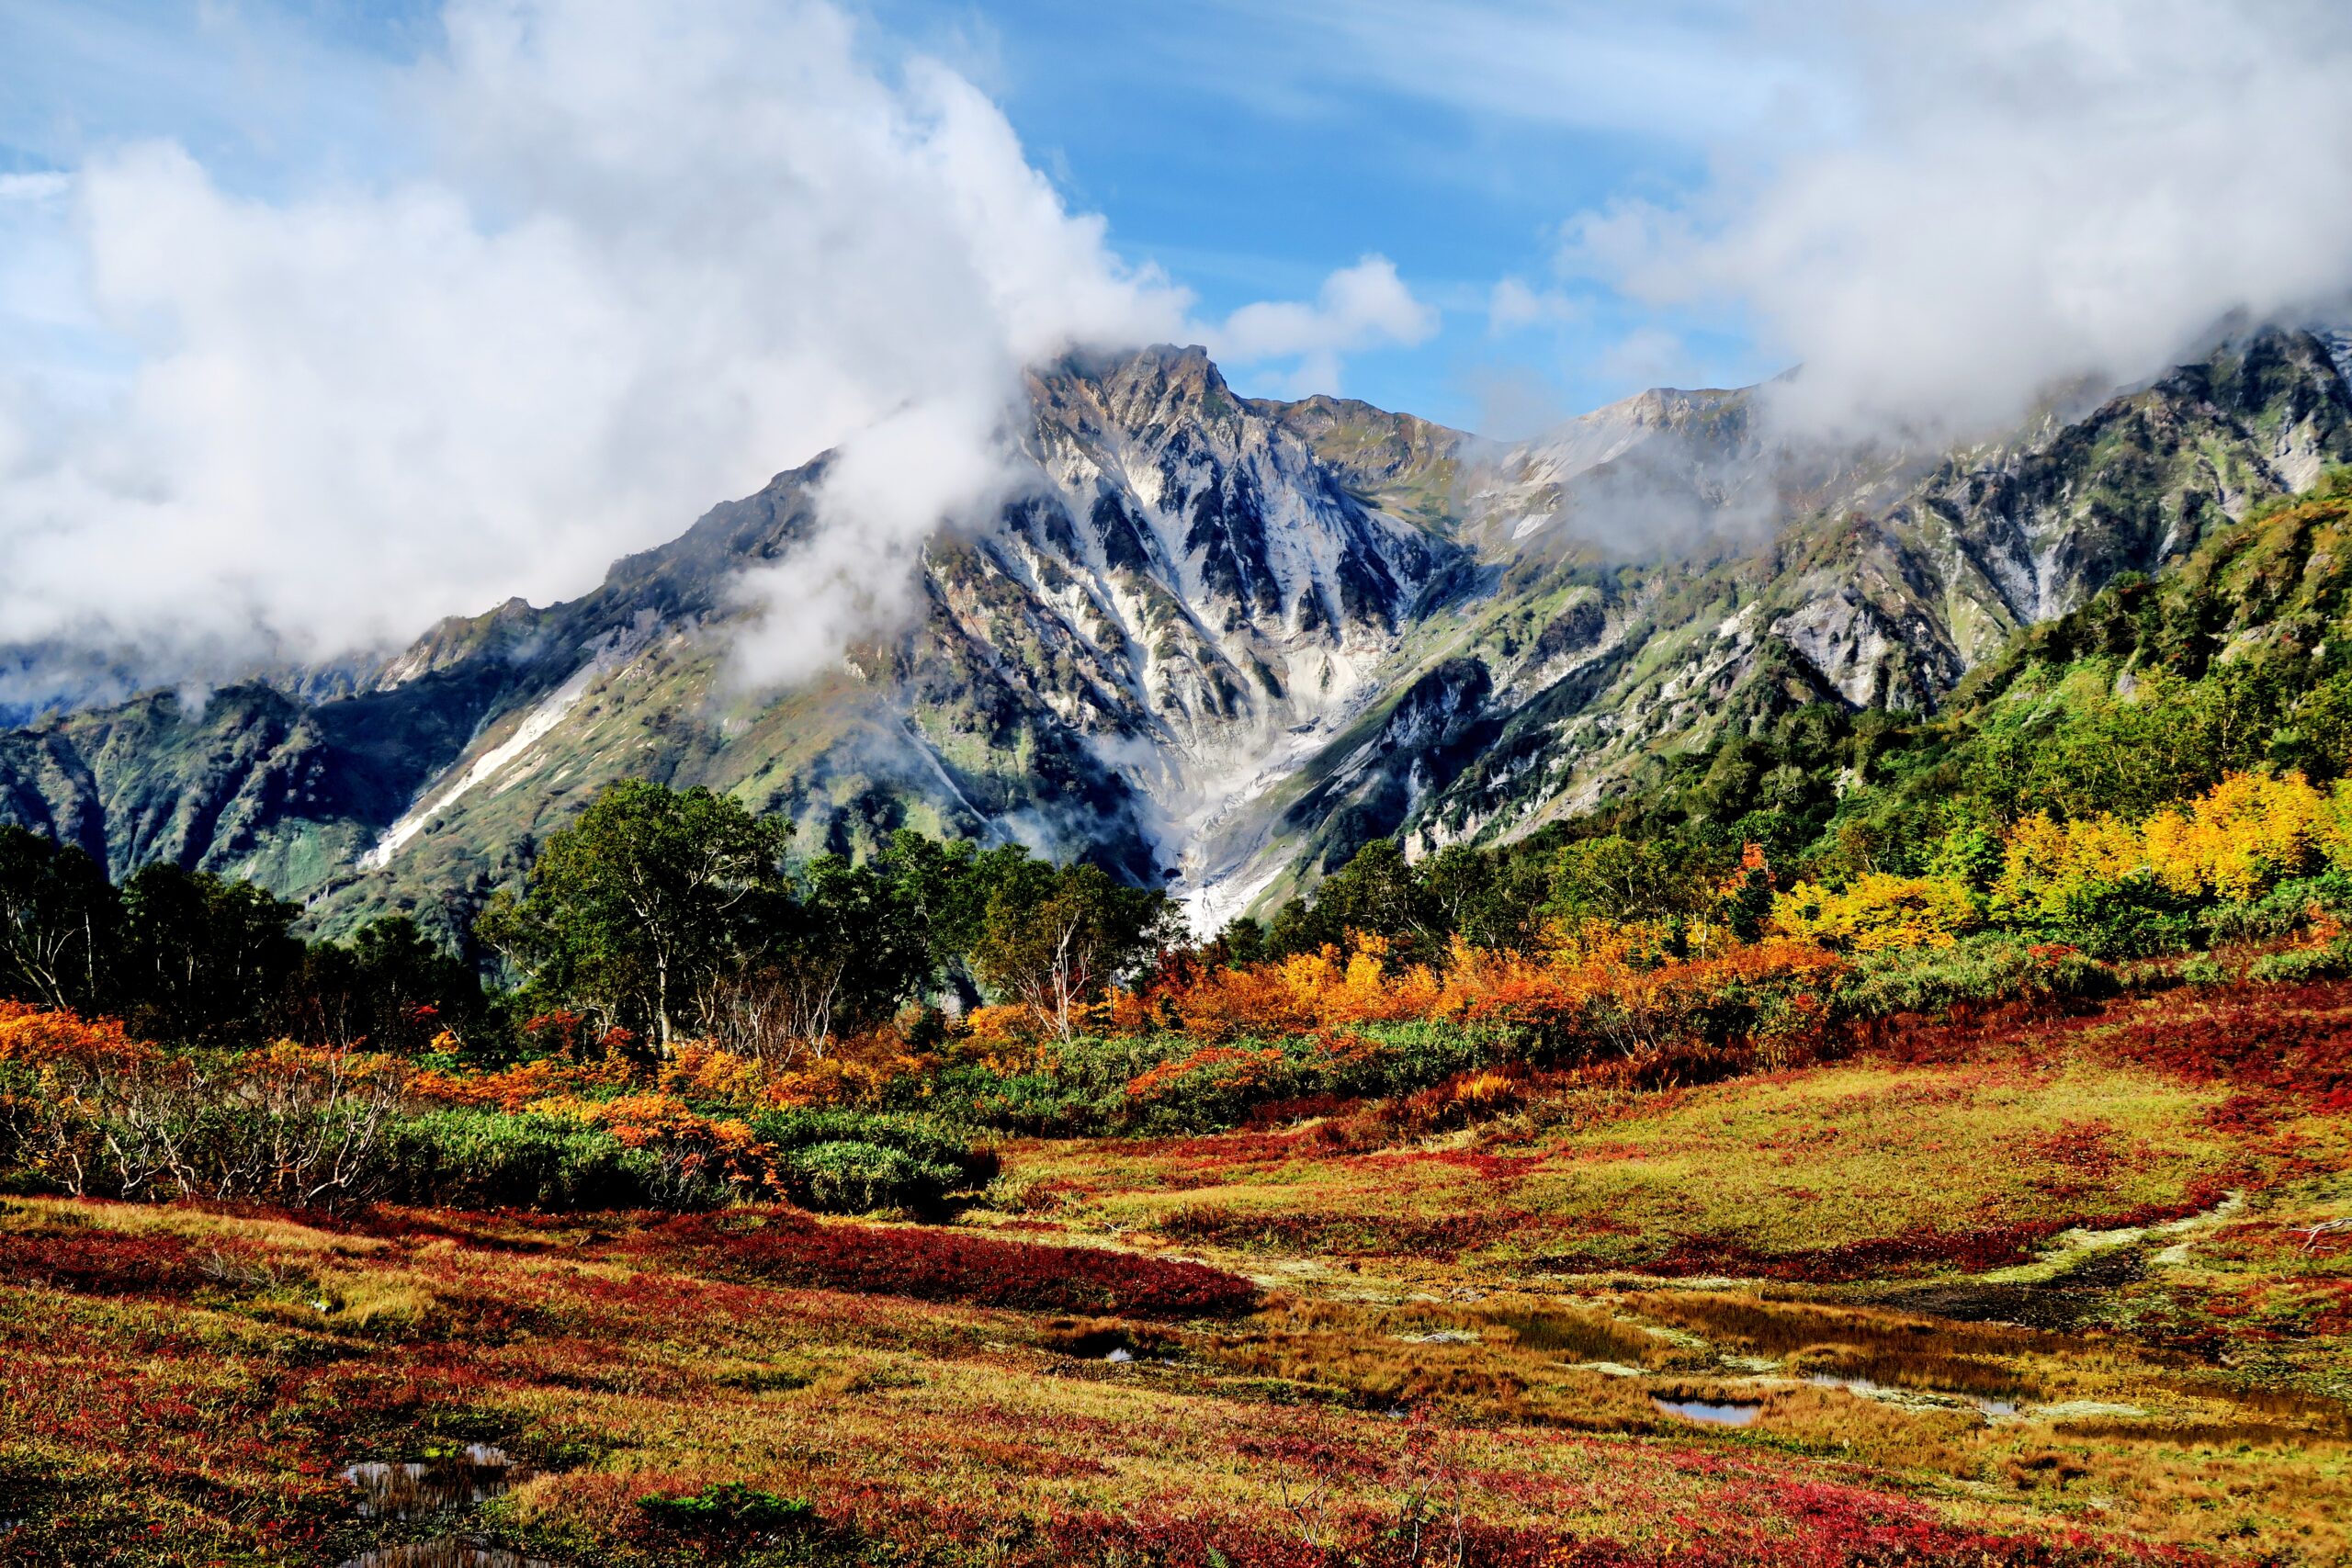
634,1207,1260,1317
0,1221,221,1297
2092,982,2352,1105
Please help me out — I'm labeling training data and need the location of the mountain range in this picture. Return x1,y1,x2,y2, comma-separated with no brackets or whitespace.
4,324,2349,942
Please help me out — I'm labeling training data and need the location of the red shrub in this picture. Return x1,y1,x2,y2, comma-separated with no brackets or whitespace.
637,1208,1258,1318
2094,982,2352,1100
2029,1118,2126,1177
1854,998,2110,1066
1035,1488,2214,1568
0,1222,216,1297
1157,1202,1524,1259
1241,1092,1360,1128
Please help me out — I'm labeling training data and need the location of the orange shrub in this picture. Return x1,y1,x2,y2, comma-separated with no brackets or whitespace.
527,1089,774,1192
660,1039,769,1104
1128,934,1444,1044
240,1038,411,1094
756,1048,928,1110
961,1002,1044,1051
1124,1045,1286,1105
408,1055,628,1112
0,1001,152,1073
1073,924,1847,1070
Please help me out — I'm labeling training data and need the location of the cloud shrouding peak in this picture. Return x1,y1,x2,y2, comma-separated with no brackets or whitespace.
0,0,1200,694
1558,0,2352,435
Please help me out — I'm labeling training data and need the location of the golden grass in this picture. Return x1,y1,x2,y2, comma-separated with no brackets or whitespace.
3,1025,2347,1565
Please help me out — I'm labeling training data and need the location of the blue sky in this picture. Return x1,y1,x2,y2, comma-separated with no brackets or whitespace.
0,0,1785,434
869,1,1778,428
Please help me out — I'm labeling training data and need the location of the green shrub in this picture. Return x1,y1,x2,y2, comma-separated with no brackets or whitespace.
752,1108,991,1179
2177,955,2229,987
774,1139,963,1215
919,1062,1117,1137
1834,934,2117,1021
2206,872,2352,946
748,1109,994,1214
920,1022,1502,1139
376,1111,705,1210
1321,1021,1497,1097
2247,938,2352,985
2030,880,2202,960
638,1481,815,1535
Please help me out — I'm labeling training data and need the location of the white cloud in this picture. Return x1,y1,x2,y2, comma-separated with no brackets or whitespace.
0,0,1191,693
1558,0,2352,436
1487,276,1583,335
1594,326,1698,390
1210,254,1437,397
728,394,1019,691
0,173,70,203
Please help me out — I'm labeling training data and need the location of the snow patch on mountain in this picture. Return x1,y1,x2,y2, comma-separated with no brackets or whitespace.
359,623,651,869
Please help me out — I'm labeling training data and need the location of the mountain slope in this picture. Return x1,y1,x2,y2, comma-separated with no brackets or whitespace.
1,330,2346,941
1188,326,2352,913
0,348,1471,936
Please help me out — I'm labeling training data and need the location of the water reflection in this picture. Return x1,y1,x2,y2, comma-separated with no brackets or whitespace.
342,1445,520,1520
1804,1373,2018,1418
338,1445,548,1568
339,1542,549,1568
1652,1396,1761,1427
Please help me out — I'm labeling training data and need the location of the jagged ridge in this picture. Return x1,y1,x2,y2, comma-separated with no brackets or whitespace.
1,329,2346,940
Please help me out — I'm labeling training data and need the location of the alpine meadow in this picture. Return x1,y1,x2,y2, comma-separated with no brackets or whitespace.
2,3,2351,1566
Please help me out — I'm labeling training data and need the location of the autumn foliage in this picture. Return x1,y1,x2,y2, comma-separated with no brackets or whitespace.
1777,770,2352,953
640,1207,1260,1317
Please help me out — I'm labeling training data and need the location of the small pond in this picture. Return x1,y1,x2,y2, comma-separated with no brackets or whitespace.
343,1445,521,1521
338,1444,547,1568
340,1544,550,1568
1651,1396,1762,1427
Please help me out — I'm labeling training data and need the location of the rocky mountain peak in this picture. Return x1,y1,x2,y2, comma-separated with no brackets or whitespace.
3,331,2348,942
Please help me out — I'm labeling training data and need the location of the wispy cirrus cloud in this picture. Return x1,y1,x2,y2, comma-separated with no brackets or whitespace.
1365,0,2352,434
1182,0,1813,142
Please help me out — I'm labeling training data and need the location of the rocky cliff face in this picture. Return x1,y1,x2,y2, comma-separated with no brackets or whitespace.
1378,326,2352,860
1177,326,2352,914
2,329,2346,939
0,347,1471,935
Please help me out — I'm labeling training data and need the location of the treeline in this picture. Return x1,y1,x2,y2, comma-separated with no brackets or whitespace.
11,480,2352,1220
477,779,1173,1053
0,779,1176,1057
7,475,2352,1059
0,833,478,1049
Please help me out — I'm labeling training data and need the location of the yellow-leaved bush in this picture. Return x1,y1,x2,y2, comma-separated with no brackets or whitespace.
1987,811,2146,925
1996,773,2352,918
1770,873,1981,952
1771,773,2352,952
2141,771,2330,900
